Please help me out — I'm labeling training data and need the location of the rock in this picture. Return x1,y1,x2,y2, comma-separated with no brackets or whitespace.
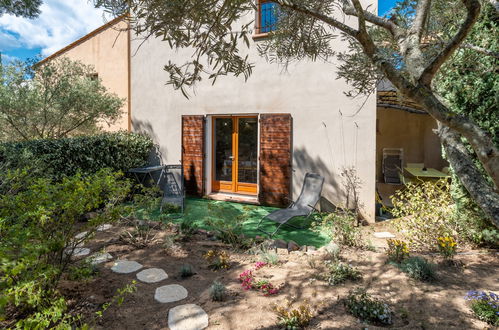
373,232,396,239
75,231,88,240
154,284,188,303
67,247,91,257
111,260,143,274
97,224,112,231
206,231,214,238
168,304,208,330
88,252,113,265
272,239,288,249
276,248,289,255
197,229,208,235
307,246,317,252
319,242,340,258
136,268,168,283
287,240,300,252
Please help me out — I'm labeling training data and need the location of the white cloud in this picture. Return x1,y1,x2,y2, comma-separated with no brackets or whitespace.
0,0,110,57
0,53,18,63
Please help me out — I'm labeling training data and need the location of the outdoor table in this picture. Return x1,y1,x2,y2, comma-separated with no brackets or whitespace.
404,167,450,179
128,165,165,186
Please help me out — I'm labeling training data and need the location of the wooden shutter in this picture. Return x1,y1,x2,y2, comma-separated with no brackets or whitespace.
182,115,205,196
259,114,292,206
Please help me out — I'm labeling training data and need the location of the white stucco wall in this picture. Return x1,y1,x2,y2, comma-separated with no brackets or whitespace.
130,2,377,221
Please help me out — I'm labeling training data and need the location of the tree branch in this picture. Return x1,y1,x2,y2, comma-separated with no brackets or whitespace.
342,3,402,36
410,0,432,41
438,124,499,227
461,43,499,58
272,0,359,38
419,0,481,85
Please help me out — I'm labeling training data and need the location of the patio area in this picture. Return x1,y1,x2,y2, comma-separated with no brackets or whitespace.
140,197,330,247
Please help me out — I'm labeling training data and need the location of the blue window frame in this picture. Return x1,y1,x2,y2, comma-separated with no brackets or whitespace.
258,0,278,33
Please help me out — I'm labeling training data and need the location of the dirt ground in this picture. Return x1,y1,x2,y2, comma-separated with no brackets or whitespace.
61,221,499,330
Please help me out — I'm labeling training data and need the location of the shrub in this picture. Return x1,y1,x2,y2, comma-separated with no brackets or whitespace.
203,250,231,270
436,236,457,260
397,257,436,282
179,264,195,278
0,132,153,181
178,217,198,238
259,250,279,265
319,261,361,286
314,209,363,247
344,288,393,325
120,224,158,248
386,239,410,263
209,281,227,302
273,300,314,329
67,261,98,281
464,291,499,326
0,169,131,327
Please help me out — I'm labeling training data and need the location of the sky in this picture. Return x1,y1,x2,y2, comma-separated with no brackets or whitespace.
1,0,399,63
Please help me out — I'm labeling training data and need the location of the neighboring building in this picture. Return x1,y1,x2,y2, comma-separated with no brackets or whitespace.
38,16,130,132
130,1,378,221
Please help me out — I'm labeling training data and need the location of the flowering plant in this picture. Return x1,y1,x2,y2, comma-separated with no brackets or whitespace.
386,239,410,263
436,236,457,259
238,262,279,296
464,291,498,325
203,250,231,270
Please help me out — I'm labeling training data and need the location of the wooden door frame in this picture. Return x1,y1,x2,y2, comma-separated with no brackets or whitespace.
211,115,258,195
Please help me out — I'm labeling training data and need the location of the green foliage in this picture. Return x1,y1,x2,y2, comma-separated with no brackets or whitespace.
465,291,499,326
179,264,195,278
0,168,131,327
205,203,249,248
0,57,124,141
0,131,153,181
209,281,227,302
95,281,137,319
386,239,410,263
273,300,314,330
319,261,361,286
314,210,363,247
344,288,393,325
178,216,198,238
0,0,42,18
396,257,437,282
67,261,98,281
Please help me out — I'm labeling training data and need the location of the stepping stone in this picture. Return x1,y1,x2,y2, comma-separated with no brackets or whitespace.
154,284,188,303
97,224,112,231
111,260,143,274
168,304,208,330
136,268,168,283
373,232,396,238
88,252,113,265
66,247,91,257
75,231,88,240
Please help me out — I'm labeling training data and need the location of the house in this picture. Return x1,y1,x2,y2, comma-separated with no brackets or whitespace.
41,1,448,223
37,15,131,132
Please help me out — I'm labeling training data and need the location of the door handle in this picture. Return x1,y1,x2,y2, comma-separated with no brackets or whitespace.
229,156,234,160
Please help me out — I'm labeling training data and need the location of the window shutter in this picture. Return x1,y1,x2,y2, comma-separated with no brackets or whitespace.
182,115,205,196
259,114,292,206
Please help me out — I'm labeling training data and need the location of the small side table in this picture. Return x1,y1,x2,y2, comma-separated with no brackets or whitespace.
128,165,165,186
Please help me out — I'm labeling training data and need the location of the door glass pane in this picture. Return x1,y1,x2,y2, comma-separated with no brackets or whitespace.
238,117,258,184
214,118,233,182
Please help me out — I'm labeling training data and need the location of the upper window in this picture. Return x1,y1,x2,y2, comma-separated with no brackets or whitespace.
256,0,278,34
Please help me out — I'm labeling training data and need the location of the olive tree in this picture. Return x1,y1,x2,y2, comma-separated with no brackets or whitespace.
0,57,124,141
96,0,498,226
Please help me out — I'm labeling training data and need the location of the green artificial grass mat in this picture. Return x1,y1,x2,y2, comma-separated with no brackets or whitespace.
138,197,330,248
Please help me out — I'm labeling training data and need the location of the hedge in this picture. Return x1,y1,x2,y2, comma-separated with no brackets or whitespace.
0,132,154,180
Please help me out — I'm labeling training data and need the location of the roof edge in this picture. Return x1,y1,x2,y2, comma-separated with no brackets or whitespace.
37,14,128,66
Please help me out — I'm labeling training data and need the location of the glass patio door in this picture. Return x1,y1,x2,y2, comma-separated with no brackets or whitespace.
212,116,258,195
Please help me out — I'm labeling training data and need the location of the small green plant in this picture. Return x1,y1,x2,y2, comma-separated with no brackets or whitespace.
203,250,231,270
314,209,363,247
273,299,314,329
179,217,198,238
320,261,361,285
163,234,176,252
344,288,392,325
205,203,249,248
209,281,227,302
397,257,436,282
259,250,279,265
120,223,158,248
323,242,341,260
67,261,98,281
464,291,498,326
179,264,195,278
436,236,457,260
386,239,410,263
95,281,137,318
